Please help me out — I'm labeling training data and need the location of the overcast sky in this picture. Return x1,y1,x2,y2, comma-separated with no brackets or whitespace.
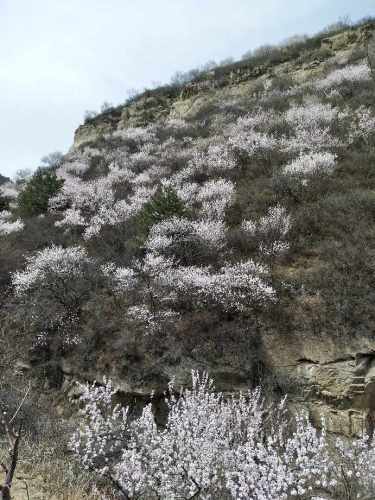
0,0,373,178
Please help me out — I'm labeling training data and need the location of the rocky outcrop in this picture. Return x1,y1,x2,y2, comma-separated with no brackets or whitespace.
262,331,375,436
56,324,375,437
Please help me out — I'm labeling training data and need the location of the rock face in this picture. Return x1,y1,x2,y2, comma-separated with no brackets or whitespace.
60,327,375,437
59,23,375,437
263,331,375,436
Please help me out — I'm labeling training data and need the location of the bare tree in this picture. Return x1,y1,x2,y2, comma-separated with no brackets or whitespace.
0,386,29,500
40,151,64,170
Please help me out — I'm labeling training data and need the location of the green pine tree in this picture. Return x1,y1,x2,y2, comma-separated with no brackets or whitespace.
17,168,64,217
138,186,188,232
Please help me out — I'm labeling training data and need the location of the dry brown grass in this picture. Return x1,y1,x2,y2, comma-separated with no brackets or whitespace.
0,437,109,499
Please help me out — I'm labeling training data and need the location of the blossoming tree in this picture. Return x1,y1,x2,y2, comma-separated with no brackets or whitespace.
71,371,375,500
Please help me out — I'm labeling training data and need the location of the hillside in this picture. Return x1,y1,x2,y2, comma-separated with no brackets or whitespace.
1,18,375,498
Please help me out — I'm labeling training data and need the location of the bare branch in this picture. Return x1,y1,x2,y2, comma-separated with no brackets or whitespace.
9,383,30,425
22,480,30,500
0,385,30,499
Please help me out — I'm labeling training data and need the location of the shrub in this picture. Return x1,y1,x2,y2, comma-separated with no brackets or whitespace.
145,217,226,266
100,101,114,113
11,245,108,354
315,63,372,90
283,152,337,177
241,205,291,259
83,110,98,123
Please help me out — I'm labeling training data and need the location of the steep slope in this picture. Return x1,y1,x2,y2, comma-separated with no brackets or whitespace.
1,20,375,438
74,23,372,147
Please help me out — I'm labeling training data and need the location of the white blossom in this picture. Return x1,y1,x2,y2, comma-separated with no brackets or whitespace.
12,245,91,294
0,210,24,235
118,126,157,145
242,205,291,258
229,130,278,158
315,63,371,89
282,124,340,154
285,101,338,128
344,105,375,144
55,208,86,228
127,304,179,333
71,372,350,500
145,217,226,254
173,260,276,311
197,179,235,219
283,152,337,177
102,263,138,292
0,182,19,200
188,142,237,173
